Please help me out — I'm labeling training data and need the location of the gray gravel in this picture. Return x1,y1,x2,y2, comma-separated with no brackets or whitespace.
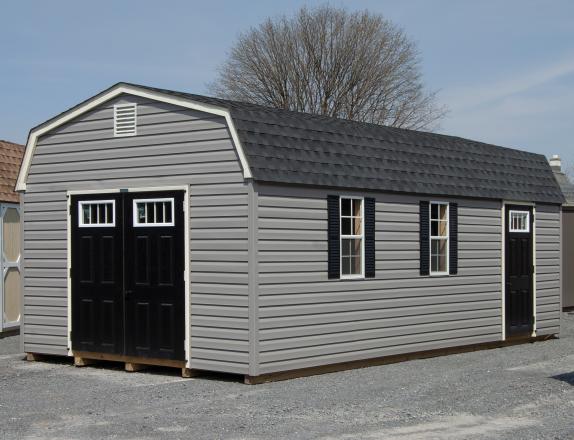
1,315,574,440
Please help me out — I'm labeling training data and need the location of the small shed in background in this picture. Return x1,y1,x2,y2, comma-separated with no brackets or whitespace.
0,140,24,335
550,155,574,310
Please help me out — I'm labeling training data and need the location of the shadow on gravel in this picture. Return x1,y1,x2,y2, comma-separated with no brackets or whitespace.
551,372,574,385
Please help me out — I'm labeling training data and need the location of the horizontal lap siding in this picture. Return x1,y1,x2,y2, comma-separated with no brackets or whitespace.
536,204,561,336
257,186,502,374
23,95,249,373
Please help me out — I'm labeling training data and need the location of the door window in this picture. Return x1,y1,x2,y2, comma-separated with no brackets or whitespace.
78,201,115,227
133,198,174,227
509,210,530,233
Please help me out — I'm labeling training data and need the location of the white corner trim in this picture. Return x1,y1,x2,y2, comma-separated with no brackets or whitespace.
16,84,253,191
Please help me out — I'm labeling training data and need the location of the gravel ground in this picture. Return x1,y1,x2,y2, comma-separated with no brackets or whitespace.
1,315,573,440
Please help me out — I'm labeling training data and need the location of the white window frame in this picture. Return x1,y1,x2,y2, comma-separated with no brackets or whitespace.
509,210,530,233
429,201,450,276
339,196,365,279
113,103,137,137
133,198,175,227
78,200,116,227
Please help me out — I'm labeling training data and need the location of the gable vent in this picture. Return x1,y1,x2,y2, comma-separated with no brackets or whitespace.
114,104,137,136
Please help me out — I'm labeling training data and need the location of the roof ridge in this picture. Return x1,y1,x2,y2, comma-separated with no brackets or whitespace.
123,82,545,160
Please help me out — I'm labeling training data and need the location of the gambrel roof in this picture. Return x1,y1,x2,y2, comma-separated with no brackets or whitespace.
18,83,564,204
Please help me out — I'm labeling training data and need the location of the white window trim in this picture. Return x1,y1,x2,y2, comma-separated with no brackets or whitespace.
78,200,116,227
133,197,175,227
509,210,530,233
113,103,137,137
339,196,365,279
429,201,450,276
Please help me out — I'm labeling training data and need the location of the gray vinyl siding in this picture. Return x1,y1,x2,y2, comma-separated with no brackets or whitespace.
22,95,250,373
535,204,561,336
256,185,503,374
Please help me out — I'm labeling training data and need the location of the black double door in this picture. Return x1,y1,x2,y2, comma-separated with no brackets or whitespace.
71,191,185,360
505,205,534,337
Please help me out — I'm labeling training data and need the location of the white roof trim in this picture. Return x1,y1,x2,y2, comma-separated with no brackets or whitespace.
15,84,253,191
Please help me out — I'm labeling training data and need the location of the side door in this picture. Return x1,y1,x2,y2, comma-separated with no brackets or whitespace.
124,191,185,360
71,194,124,354
505,205,534,337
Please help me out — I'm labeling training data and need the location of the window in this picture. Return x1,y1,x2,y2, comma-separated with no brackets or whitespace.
133,198,174,227
78,201,115,227
340,197,364,278
114,103,137,137
509,210,530,233
430,202,449,274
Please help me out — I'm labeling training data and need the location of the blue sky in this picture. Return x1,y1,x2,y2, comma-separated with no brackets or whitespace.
2,0,573,167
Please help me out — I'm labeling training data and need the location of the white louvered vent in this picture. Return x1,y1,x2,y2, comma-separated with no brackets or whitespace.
114,103,137,136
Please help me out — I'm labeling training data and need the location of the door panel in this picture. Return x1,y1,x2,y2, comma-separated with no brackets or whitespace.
71,191,185,361
71,194,124,354
505,205,534,337
124,191,185,360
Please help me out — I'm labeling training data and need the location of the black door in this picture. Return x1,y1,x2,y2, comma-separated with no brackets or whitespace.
505,205,534,337
71,193,124,354
71,191,185,360
124,192,185,360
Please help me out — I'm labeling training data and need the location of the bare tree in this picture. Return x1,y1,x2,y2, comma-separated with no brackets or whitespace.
209,5,447,130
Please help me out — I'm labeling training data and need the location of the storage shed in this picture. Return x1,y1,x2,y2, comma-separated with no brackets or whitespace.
549,155,574,310
0,140,24,336
16,83,564,382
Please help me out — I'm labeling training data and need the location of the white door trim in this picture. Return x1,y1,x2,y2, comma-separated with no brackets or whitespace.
66,186,191,367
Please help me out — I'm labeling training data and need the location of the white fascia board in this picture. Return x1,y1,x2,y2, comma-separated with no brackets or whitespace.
15,84,253,191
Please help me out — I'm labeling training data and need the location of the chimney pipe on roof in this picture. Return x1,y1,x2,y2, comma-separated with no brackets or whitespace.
549,154,562,172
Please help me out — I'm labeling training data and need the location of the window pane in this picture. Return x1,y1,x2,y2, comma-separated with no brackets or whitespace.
165,204,173,223
156,202,164,223
351,255,361,275
438,252,448,272
431,220,438,236
342,218,352,235
342,256,351,275
90,205,97,223
353,199,362,217
438,220,448,237
83,206,90,224
353,217,362,235
431,254,438,273
439,204,448,221
98,204,106,223
431,203,439,220
147,203,155,223
351,238,361,256
341,199,351,216
342,239,351,256
138,204,146,223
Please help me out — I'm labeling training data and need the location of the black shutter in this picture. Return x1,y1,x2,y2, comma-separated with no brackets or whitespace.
449,202,458,275
420,200,430,276
327,195,340,279
364,197,376,278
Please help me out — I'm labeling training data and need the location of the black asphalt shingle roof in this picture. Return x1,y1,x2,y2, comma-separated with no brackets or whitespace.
134,84,562,204
34,82,565,204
